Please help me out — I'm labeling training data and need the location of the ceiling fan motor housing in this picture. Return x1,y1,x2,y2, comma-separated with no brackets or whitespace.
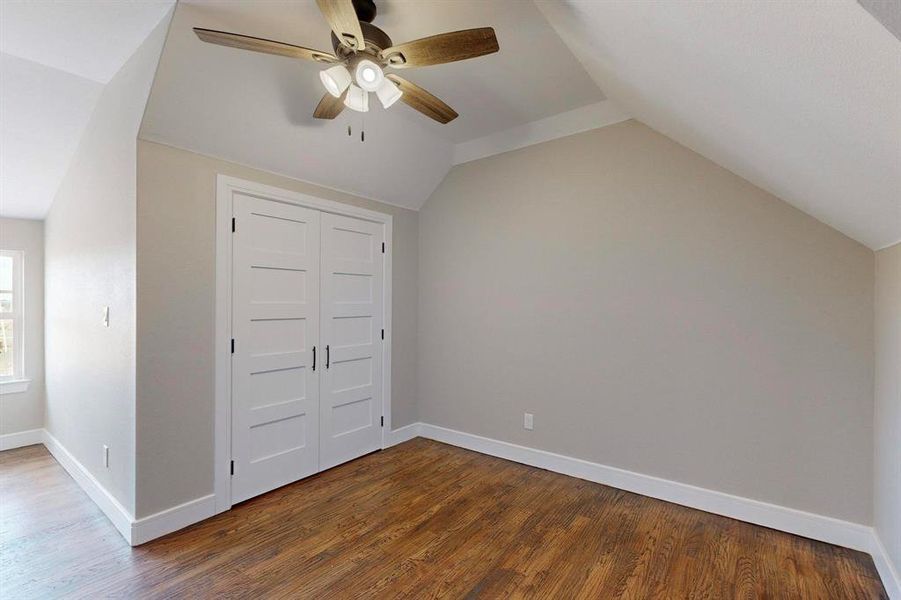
331,22,393,58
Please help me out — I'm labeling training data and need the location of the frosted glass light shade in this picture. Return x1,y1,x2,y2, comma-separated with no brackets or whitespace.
320,65,351,98
354,59,384,92
376,78,402,108
344,84,369,112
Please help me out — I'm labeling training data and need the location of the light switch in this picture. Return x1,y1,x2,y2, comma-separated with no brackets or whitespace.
102,306,109,327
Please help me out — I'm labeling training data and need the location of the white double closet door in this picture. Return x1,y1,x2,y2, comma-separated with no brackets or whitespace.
231,194,385,504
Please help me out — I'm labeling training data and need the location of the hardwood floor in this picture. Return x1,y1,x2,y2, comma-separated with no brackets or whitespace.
0,439,887,599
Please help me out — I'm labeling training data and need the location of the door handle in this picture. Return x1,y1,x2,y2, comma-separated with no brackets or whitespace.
312,346,316,371
326,345,330,369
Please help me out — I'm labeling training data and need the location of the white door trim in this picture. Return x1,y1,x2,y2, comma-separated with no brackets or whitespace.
214,174,393,513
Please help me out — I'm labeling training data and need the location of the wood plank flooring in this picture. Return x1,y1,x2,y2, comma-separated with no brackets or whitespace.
0,439,887,598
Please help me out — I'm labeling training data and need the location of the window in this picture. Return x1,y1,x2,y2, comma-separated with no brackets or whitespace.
0,250,25,386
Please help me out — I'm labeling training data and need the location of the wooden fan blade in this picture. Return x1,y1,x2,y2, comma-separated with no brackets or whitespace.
314,90,347,119
386,75,458,124
316,0,365,50
380,27,498,68
194,28,337,63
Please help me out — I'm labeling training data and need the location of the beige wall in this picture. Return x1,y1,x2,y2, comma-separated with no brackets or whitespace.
135,140,419,517
0,218,44,435
874,242,900,575
418,120,874,524
44,18,169,514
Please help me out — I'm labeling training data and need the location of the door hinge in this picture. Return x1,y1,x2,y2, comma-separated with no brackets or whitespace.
380,416,384,427
381,328,384,340
230,460,235,476
231,217,236,233
231,339,235,354
381,242,385,254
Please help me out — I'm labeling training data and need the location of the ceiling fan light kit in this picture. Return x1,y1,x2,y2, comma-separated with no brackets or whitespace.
344,84,370,112
320,64,352,98
353,58,383,92
193,0,499,124
376,78,402,109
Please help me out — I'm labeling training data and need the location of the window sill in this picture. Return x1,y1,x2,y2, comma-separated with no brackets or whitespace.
0,379,31,394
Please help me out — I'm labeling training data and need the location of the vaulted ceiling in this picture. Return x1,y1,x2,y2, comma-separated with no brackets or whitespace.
0,0,175,219
537,0,901,250
2,0,898,250
139,0,607,210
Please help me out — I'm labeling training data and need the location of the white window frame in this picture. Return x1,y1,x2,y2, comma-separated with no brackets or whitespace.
0,249,28,393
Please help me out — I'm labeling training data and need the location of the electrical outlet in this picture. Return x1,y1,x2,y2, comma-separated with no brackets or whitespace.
103,445,110,468
524,413,534,431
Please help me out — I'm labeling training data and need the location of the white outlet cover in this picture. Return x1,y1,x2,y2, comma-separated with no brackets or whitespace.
524,413,534,431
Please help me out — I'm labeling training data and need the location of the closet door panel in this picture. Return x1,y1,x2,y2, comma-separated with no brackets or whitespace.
320,213,384,471
231,195,320,503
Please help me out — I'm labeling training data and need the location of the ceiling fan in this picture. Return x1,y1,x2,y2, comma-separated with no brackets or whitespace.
193,0,499,124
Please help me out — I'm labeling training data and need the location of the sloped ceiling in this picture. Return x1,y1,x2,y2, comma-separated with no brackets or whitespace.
859,0,901,41
536,0,901,250
1,0,176,84
0,54,102,219
139,0,607,210
0,0,175,219
2,0,896,250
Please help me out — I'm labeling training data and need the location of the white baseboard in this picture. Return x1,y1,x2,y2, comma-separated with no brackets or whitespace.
132,494,216,545
47,420,413,546
385,422,421,447
42,430,135,544
417,422,897,597
872,532,901,600
0,428,44,451
16,422,901,597
40,430,218,546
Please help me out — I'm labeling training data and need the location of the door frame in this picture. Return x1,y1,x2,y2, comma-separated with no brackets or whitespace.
214,174,393,513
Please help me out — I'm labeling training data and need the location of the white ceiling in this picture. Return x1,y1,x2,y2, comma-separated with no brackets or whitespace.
0,54,102,219
537,0,901,250
0,1,175,219
1,0,175,84
369,0,605,143
859,0,901,41
139,0,607,210
2,0,897,250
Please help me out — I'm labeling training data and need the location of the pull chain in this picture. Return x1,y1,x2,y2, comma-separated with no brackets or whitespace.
344,112,366,142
